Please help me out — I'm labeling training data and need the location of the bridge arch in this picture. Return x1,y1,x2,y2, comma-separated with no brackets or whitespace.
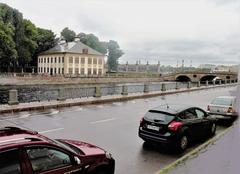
176,75,191,82
200,75,217,82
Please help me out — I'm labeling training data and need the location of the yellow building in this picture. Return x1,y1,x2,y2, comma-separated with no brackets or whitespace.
37,37,105,76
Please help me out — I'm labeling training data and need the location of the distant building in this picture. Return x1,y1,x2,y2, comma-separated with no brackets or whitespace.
37,36,105,76
212,65,238,73
198,64,216,70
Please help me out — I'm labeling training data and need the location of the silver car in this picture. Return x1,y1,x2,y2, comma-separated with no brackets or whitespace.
207,96,238,119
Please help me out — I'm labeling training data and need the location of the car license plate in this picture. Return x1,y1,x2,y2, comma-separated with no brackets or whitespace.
147,125,160,131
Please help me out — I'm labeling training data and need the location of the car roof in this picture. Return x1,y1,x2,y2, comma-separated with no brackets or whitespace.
0,127,48,148
215,96,236,99
150,104,195,115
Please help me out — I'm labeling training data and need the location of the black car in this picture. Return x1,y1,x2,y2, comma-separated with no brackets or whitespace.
138,104,217,152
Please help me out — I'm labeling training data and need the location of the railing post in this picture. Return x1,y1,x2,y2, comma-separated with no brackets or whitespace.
94,86,101,97
57,88,66,101
175,82,179,90
144,83,150,93
213,80,216,85
187,82,191,89
197,81,201,87
121,85,128,95
161,83,166,91
219,80,222,85
8,89,19,105
206,81,209,86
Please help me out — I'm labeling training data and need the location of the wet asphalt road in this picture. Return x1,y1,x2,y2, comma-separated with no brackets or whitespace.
0,86,235,174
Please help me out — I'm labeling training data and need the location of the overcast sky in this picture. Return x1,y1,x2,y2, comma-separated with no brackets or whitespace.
2,0,240,66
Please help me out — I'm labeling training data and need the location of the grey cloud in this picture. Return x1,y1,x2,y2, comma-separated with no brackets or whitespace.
120,38,240,65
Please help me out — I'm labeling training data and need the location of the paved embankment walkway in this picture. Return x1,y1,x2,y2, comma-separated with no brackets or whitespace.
0,84,236,114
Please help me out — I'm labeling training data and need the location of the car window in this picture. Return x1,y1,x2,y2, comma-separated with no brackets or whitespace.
211,98,234,106
26,146,72,173
182,109,197,119
0,149,22,174
195,109,205,119
145,110,175,122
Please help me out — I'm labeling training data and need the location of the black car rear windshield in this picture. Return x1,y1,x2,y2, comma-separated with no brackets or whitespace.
144,110,175,122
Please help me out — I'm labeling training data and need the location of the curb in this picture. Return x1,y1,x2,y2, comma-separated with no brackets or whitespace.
155,123,235,174
0,84,236,114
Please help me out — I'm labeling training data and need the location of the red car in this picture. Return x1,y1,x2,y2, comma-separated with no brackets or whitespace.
0,127,115,174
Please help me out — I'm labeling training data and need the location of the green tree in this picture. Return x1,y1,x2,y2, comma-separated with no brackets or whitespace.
61,27,76,42
17,19,37,68
0,20,17,69
79,33,107,54
31,28,56,66
107,40,124,72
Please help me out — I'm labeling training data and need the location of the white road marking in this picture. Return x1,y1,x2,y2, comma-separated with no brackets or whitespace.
90,118,117,124
75,107,83,111
19,113,31,118
39,128,64,134
113,102,123,106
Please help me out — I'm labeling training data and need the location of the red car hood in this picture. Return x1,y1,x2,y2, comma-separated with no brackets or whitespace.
59,139,105,156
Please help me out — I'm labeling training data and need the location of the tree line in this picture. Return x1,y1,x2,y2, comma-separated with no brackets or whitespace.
0,3,123,73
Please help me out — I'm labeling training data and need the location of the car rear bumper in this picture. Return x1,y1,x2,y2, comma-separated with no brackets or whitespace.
138,129,177,144
208,112,238,118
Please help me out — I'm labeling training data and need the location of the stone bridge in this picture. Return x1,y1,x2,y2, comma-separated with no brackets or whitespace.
164,71,238,82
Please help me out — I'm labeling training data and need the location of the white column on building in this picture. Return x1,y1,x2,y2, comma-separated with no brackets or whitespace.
84,57,87,75
48,57,50,74
91,57,93,75
78,57,80,74
72,56,75,75
96,57,100,75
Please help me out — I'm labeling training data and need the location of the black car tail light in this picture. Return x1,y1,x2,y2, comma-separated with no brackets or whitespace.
168,121,183,131
140,117,144,126
207,105,210,111
227,107,233,113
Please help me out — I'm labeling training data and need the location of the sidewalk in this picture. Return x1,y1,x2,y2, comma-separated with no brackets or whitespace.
0,84,236,114
157,85,240,174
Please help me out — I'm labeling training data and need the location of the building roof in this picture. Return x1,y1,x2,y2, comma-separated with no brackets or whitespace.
39,40,105,56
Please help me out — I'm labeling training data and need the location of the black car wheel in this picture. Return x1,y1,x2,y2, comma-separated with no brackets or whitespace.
209,123,216,137
94,167,109,174
176,135,188,152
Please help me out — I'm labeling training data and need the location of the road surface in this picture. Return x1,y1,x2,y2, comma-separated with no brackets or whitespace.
0,86,235,174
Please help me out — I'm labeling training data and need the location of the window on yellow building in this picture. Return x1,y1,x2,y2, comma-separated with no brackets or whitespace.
98,59,102,65
81,58,85,64
88,58,92,64
98,69,102,75
93,69,97,75
88,68,92,75
75,57,79,64
69,57,73,63
93,58,97,64
68,68,73,74
81,68,85,74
